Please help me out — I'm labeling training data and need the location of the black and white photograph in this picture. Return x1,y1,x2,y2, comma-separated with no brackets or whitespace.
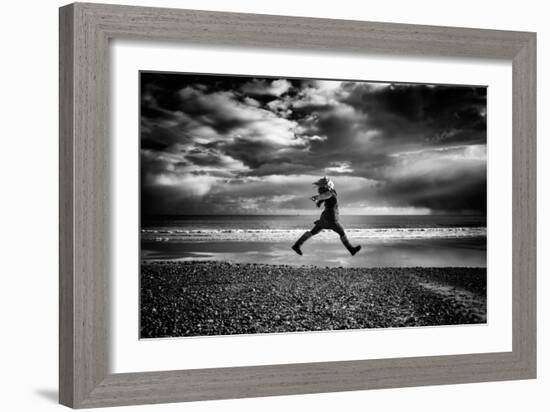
2,0,543,410
139,72,487,339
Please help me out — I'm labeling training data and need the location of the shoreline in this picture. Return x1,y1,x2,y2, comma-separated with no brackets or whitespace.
141,236,487,268
141,261,486,339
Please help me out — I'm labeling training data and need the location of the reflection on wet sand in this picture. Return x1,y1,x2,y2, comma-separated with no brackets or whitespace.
142,236,486,268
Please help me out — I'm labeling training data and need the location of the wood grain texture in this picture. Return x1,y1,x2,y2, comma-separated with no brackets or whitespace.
59,2,536,408
60,3,110,406
59,4,75,406
512,34,537,375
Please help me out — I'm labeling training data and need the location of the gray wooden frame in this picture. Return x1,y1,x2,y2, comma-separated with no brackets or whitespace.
59,2,536,408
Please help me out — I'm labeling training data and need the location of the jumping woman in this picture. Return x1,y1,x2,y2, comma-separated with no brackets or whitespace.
291,177,361,256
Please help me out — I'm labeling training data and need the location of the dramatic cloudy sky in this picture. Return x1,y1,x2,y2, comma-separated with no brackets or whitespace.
140,72,487,216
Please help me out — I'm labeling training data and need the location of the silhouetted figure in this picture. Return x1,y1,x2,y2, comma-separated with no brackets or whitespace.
291,177,361,256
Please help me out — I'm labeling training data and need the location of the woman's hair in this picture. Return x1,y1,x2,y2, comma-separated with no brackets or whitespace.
316,185,336,207
314,176,335,190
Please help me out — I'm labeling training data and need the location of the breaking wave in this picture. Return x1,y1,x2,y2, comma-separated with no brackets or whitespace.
142,227,486,242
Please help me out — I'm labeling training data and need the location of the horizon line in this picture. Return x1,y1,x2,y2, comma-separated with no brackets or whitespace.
142,213,486,217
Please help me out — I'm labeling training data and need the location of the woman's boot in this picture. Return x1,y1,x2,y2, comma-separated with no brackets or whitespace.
340,235,361,256
291,231,313,255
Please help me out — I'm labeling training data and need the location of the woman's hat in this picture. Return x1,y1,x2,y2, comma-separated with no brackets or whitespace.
313,176,334,189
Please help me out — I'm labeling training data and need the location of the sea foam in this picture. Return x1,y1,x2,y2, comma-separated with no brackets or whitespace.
141,227,487,242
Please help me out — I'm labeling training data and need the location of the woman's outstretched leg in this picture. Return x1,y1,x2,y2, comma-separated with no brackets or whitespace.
340,234,361,256
333,224,361,256
292,223,322,256
291,231,312,256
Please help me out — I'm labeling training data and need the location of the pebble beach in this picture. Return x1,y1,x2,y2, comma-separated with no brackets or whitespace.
140,261,486,338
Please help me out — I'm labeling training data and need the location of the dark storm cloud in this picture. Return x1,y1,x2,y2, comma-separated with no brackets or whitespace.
343,83,486,146
380,173,486,213
140,73,487,216
372,144,487,213
378,162,487,214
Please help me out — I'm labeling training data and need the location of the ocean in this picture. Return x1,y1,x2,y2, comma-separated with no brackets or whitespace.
141,215,487,268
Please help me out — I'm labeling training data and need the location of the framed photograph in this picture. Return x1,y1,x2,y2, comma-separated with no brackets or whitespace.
59,2,536,408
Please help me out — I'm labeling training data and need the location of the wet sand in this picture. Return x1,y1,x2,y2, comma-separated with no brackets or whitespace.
140,261,486,338
141,236,487,268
